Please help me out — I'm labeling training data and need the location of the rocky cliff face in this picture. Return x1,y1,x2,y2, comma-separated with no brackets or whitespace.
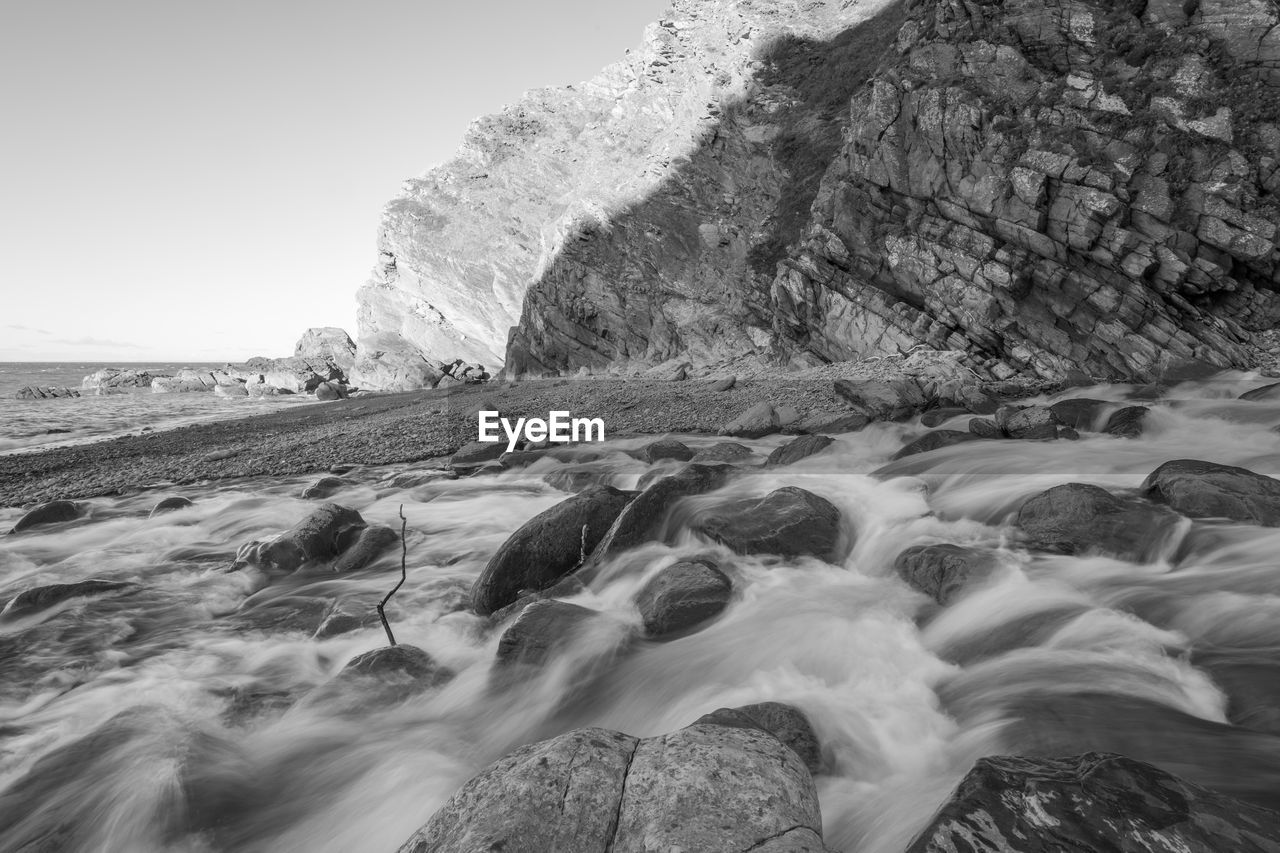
362,0,1280,384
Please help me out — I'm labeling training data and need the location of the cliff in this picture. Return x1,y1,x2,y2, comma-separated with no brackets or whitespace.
360,0,1280,385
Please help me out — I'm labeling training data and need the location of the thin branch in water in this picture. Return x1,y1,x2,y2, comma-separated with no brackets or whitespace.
378,505,409,647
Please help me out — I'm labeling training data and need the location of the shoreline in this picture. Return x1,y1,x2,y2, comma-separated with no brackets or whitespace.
0,378,862,507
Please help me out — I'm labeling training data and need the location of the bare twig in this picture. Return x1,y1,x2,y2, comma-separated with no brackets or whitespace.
377,505,409,646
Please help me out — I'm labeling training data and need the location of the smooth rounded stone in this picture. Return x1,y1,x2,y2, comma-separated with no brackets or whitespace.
149,496,194,517
300,476,347,499
213,382,249,397
1047,397,1112,430
2,580,134,620
9,499,83,534
397,727,638,853
709,376,737,392
995,404,1057,438
237,503,367,572
906,752,1280,853
313,600,378,639
693,701,822,774
449,440,507,469
489,574,587,624
634,559,731,638
1104,405,1149,438
794,409,870,434
590,464,730,563
719,401,782,439
314,381,349,401
894,544,997,605
1240,382,1280,401
968,417,1003,438
892,429,981,460
766,434,835,467
1015,483,1181,562
472,485,634,615
692,487,844,561
691,441,755,463
542,463,615,493
920,407,968,427
332,524,401,572
833,377,927,421
1141,459,1280,526
629,438,694,463
494,599,615,667
308,645,454,713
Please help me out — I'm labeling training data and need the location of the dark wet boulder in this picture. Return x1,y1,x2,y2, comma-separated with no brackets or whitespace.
892,430,981,460
301,476,347,499
1016,483,1181,562
313,600,378,639
148,496,193,517
1104,405,1149,438
719,401,781,439
634,559,731,639
907,752,1280,853
795,409,870,434
9,500,83,533
920,407,968,427
630,438,693,463
691,442,755,463
449,440,507,470
833,377,926,421
332,524,400,572
894,544,996,605
1141,459,1280,527
472,485,633,615
995,405,1069,439
397,719,829,853
1241,382,1280,402
692,487,844,561
968,417,1003,439
1047,398,1111,430
494,599,619,667
590,464,729,563
307,645,453,712
489,574,587,624
2,579,134,620
243,503,367,572
767,434,835,467
693,701,822,775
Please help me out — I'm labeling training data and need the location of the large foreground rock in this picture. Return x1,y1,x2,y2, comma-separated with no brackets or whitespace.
397,712,829,853
908,752,1280,852
692,487,844,561
1015,483,1181,562
472,485,633,615
894,544,996,605
1141,459,1280,526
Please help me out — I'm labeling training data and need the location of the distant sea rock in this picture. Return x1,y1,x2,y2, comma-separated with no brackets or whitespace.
14,386,81,400
81,368,160,395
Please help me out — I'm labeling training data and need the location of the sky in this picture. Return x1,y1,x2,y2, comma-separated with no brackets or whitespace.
0,0,667,362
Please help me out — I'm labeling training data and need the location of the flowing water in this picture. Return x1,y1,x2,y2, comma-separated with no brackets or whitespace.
2,373,1280,851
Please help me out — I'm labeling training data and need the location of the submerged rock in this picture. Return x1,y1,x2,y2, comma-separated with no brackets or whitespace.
9,499,83,533
892,429,981,460
894,544,996,605
634,559,732,639
471,485,633,615
1241,382,1280,401
693,487,844,561
301,476,347,499
1016,483,1180,562
239,503,367,572
766,434,835,467
494,599,616,667
1104,405,1150,437
1141,459,1280,526
1047,397,1112,430
148,496,193,517
2,580,134,620
908,752,1280,853
332,524,400,572
590,464,730,562
307,644,453,713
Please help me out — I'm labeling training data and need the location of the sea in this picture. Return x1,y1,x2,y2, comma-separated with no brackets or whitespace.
0,362,309,454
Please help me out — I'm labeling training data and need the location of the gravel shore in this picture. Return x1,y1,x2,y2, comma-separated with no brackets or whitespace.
0,378,858,507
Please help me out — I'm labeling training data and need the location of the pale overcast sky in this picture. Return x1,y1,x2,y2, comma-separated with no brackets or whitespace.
0,0,666,362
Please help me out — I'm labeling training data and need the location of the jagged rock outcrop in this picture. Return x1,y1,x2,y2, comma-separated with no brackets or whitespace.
14,386,80,400
771,0,1280,381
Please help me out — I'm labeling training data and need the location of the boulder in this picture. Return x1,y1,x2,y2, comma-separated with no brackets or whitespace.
908,753,1280,853
332,525,401,572
1016,483,1180,561
314,381,349,401
151,369,220,393
709,376,737,392
397,719,828,853
212,382,249,397
968,417,1003,438
9,499,83,533
590,464,730,563
629,438,694,463
309,644,453,712
692,487,844,561
238,503,367,572
80,368,159,394
693,701,823,774
149,496,193,517
794,409,871,434
691,442,755,463
294,327,357,374
471,485,633,615
494,599,613,667
1141,459,1280,526
1047,398,1112,430
892,430,981,460
719,402,781,439
14,385,80,400
766,434,835,467
301,476,347,499
833,378,927,421
2,579,134,620
894,544,996,605
1104,405,1150,437
995,405,1058,439
450,440,507,470
634,559,732,638
920,407,968,427
1241,383,1280,402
